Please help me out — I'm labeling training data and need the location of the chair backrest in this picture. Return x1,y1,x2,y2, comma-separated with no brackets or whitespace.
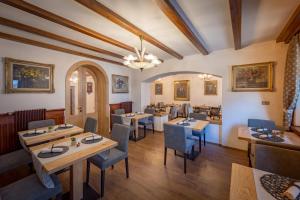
111,114,123,125
157,102,164,108
189,113,207,120
248,119,276,130
114,109,125,115
255,144,300,179
111,124,131,153
163,123,191,153
28,119,55,129
84,117,97,133
169,106,178,119
144,108,156,114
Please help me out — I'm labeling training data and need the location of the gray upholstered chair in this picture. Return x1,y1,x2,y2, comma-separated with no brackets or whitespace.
111,114,136,140
0,149,32,175
254,144,300,179
189,113,207,151
28,119,55,130
163,123,196,173
84,117,97,133
247,118,277,166
138,108,155,136
169,106,178,120
86,124,131,197
248,119,276,130
114,109,125,115
0,174,62,200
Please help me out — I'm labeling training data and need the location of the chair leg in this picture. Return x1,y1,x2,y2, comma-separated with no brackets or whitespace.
111,165,114,170
184,153,187,174
152,123,154,134
55,193,63,200
174,150,176,155
144,125,146,138
203,132,206,146
199,137,202,152
248,143,252,167
164,147,167,165
86,161,90,184
100,169,105,198
125,157,129,178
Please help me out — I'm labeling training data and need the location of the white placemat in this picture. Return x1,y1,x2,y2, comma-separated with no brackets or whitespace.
253,169,276,200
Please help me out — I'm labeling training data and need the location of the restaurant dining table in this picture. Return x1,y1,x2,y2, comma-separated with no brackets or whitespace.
166,118,210,159
29,132,118,200
121,113,153,140
18,124,83,147
230,163,300,200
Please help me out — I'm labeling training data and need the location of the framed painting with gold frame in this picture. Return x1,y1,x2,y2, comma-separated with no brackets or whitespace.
232,62,273,92
5,57,55,93
174,80,190,101
204,80,217,95
155,83,163,95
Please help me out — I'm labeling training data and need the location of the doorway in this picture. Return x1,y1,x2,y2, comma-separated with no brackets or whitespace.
66,61,109,134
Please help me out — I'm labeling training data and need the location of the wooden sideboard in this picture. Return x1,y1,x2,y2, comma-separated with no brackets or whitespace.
109,101,132,129
0,108,65,155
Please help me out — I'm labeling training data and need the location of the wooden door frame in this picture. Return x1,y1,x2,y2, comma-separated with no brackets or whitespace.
65,61,109,134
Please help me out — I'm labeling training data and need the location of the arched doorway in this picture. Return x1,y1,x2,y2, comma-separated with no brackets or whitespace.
65,61,109,134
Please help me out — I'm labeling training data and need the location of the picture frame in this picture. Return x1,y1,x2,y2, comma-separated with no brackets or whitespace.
174,80,190,101
5,57,55,93
112,74,129,93
155,83,163,95
232,62,274,92
204,80,217,95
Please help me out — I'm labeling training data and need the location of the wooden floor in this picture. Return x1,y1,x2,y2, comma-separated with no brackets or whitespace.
1,130,248,200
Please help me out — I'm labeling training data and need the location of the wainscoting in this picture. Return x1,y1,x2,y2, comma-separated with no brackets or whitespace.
109,101,132,129
0,108,65,155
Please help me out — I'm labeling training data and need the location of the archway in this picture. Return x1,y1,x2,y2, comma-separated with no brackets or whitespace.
65,61,109,134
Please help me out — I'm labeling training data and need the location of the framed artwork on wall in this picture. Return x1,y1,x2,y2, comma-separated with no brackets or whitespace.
174,80,190,101
155,83,163,95
112,74,129,93
5,57,55,93
204,80,217,95
232,62,273,92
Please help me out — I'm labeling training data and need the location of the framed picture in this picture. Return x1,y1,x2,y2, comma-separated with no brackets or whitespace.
112,74,129,93
174,80,190,101
155,83,163,95
5,57,55,93
87,82,93,94
204,80,217,95
232,62,273,92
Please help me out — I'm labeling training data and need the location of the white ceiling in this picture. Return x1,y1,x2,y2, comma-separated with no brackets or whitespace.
0,0,298,63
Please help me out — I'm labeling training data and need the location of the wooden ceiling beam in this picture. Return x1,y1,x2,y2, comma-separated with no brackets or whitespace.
75,0,183,59
229,0,242,50
276,4,300,43
155,0,209,55
0,17,124,59
0,31,124,66
0,0,135,52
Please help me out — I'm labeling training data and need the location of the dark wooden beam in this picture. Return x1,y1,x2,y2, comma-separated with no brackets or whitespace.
75,0,183,59
229,0,241,50
0,0,134,52
155,0,209,55
0,17,123,59
277,3,300,43
0,32,124,66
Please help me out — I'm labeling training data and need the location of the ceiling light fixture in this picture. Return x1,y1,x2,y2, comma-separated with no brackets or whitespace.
123,35,161,71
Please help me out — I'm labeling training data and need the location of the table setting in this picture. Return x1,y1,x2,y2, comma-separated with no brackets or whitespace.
250,127,285,143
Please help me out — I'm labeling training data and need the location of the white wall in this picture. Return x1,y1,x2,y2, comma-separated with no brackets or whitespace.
0,39,133,113
150,74,222,107
132,41,288,150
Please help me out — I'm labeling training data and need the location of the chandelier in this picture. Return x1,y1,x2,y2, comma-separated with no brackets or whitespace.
123,36,161,71
198,73,212,80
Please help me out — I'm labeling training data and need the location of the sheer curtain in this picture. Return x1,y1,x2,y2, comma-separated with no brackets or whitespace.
283,33,300,129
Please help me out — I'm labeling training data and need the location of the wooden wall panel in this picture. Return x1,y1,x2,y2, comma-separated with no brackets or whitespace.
0,108,65,155
109,101,132,129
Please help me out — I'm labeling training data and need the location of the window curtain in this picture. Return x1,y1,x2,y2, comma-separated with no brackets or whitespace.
283,33,300,129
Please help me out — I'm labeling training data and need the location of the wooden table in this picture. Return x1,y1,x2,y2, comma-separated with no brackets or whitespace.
122,113,153,140
19,124,83,147
238,126,300,150
30,132,118,200
167,118,210,131
230,163,258,200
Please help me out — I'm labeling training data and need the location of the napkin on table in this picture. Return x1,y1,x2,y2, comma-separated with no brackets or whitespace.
85,135,102,141
283,182,300,200
40,147,63,153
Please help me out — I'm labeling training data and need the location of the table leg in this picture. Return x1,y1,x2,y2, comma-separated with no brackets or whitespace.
71,161,83,200
134,119,139,140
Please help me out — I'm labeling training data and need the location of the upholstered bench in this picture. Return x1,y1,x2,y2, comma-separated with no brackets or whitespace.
0,149,32,174
0,174,62,200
